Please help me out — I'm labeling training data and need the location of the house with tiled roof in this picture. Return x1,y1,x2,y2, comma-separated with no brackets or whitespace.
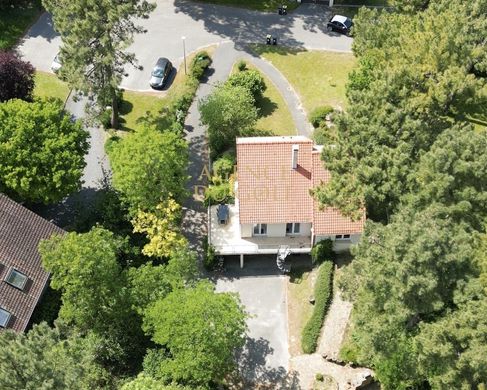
0,193,64,332
209,136,365,267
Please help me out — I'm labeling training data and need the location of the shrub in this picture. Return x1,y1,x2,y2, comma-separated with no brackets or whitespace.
237,60,247,71
315,373,324,382
301,260,334,354
225,69,267,100
202,237,218,270
311,239,334,264
309,105,334,128
190,51,212,80
212,152,236,178
312,124,328,145
0,51,35,102
204,182,233,206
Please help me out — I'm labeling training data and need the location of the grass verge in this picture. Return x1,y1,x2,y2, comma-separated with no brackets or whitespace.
34,71,70,102
301,260,334,354
288,266,316,355
193,0,298,12
0,1,42,50
251,45,356,114
233,61,296,136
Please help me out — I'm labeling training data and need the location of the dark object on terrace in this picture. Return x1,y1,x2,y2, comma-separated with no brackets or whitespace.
217,204,229,225
266,34,272,45
0,194,65,332
278,5,287,15
273,37,278,45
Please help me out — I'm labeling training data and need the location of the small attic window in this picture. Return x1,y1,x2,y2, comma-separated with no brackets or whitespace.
5,268,28,290
0,308,11,328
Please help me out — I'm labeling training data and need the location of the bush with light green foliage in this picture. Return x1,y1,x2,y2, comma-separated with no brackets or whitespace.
309,105,334,128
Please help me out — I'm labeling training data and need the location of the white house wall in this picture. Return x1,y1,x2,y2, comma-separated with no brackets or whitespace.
241,224,252,238
316,233,361,252
241,223,312,238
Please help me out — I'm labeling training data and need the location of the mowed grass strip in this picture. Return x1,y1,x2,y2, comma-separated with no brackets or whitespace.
34,71,70,102
252,45,356,114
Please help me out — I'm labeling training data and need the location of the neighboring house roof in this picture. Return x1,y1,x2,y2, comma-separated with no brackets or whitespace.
0,194,64,332
236,136,365,235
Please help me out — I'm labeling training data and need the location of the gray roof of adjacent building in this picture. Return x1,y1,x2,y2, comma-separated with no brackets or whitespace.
0,193,64,332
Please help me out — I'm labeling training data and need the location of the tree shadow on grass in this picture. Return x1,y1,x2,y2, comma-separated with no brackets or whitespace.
256,95,278,118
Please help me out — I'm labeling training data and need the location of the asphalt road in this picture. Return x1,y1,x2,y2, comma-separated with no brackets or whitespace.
17,1,352,91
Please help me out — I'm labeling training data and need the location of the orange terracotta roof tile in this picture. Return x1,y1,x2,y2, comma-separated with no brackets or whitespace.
236,137,365,235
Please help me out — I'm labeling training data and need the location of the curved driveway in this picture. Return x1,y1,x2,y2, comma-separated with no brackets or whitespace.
18,0,352,91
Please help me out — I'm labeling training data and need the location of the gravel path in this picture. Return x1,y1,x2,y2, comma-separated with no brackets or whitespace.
317,289,353,359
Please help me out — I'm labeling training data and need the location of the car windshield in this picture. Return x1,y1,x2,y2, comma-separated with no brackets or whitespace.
152,67,164,77
344,19,352,28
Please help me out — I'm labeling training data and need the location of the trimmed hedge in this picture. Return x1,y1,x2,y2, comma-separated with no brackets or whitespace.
190,51,212,80
311,239,334,264
301,260,334,354
309,105,334,128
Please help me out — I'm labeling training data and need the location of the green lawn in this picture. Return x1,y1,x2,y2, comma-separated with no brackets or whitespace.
252,45,356,115
233,61,296,136
0,2,42,50
34,71,71,102
193,0,298,12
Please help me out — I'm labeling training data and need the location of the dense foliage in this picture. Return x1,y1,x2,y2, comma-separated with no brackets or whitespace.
225,69,266,100
143,281,247,388
310,238,334,264
109,127,188,212
0,51,34,102
314,1,487,221
199,84,258,158
321,2,487,388
301,261,334,354
0,98,89,203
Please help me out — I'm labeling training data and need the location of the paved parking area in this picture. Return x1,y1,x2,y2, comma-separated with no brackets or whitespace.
215,255,290,386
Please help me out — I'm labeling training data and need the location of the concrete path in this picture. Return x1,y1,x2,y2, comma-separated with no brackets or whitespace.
317,289,353,360
215,256,291,387
17,1,352,91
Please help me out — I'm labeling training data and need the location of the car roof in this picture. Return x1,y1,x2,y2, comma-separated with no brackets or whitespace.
155,57,169,68
331,15,350,24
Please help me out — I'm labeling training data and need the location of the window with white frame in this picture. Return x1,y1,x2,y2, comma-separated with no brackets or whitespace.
335,234,351,240
286,223,301,234
5,268,28,290
0,308,11,328
253,224,267,236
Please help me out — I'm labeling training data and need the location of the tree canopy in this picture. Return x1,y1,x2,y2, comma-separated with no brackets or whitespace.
0,98,89,203
314,2,487,221
142,281,247,388
199,84,258,158
109,127,188,211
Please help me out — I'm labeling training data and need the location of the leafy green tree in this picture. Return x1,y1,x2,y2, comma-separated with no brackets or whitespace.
39,227,149,372
43,0,155,128
122,374,187,390
199,84,258,158
127,247,198,315
109,127,188,211
0,322,110,390
225,69,266,100
0,98,89,203
40,227,126,333
143,281,247,388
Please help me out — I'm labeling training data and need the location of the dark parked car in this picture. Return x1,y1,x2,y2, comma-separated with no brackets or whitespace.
149,57,173,89
327,15,353,35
